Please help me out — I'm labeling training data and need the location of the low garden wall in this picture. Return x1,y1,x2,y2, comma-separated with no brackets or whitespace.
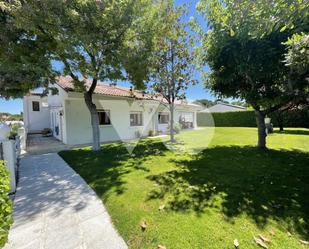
197,109,309,128
0,160,12,247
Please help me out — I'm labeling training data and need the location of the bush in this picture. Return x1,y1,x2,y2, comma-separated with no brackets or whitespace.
197,109,309,128
8,123,22,140
269,108,309,128
0,160,12,247
198,111,256,127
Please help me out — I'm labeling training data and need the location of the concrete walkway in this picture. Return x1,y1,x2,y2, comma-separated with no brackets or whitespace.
26,134,72,154
4,153,127,249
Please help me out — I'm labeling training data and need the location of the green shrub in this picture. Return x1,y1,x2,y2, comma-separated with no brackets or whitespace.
0,160,12,247
198,111,256,127
197,109,309,128
8,123,22,140
269,108,309,128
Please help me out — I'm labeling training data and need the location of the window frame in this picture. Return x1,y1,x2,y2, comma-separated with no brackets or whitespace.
158,112,169,124
97,110,111,126
32,101,40,112
130,111,143,127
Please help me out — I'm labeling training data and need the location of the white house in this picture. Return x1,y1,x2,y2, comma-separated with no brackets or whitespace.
23,76,202,145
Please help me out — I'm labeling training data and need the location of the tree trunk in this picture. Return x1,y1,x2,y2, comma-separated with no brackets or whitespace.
169,102,175,143
255,110,267,149
278,113,284,132
84,92,100,151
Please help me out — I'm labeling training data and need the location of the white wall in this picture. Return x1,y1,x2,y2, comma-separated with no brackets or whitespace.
48,84,68,107
23,95,50,132
48,89,201,145
156,106,169,133
48,85,68,142
1,140,17,193
64,97,158,145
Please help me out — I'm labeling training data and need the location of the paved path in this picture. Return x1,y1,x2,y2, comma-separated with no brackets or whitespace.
26,134,72,155
4,153,127,249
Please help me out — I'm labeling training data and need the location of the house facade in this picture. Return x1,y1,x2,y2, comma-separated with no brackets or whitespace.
23,76,202,145
23,93,50,132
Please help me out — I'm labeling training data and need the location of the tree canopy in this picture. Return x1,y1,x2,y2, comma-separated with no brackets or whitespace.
4,0,165,150
149,5,196,141
0,7,55,98
284,32,309,99
193,99,215,107
197,0,309,148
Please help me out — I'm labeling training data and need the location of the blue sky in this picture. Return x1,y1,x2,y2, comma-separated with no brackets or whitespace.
0,0,215,114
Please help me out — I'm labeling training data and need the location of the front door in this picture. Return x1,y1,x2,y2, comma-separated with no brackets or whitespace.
51,109,63,141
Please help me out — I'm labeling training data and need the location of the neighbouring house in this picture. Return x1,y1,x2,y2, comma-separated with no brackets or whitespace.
23,76,202,145
204,102,246,113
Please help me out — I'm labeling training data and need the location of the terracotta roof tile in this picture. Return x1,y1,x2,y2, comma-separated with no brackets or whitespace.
55,76,186,105
57,76,136,98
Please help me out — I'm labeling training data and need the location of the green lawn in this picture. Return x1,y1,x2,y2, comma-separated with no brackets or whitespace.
59,127,309,249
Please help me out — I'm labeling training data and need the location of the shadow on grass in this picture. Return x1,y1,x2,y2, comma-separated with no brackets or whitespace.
60,141,309,238
273,129,309,135
59,139,168,200
147,146,309,237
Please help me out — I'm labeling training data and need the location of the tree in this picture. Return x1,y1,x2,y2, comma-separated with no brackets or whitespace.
197,0,309,148
216,99,229,104
8,0,161,151
284,32,309,69
272,32,309,132
0,112,22,121
284,32,309,94
193,99,215,107
0,7,55,98
150,5,196,142
231,101,248,108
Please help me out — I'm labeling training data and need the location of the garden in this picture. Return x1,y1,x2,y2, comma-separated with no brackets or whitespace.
59,127,309,249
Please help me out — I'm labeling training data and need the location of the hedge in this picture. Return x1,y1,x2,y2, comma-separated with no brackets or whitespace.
269,108,309,128
0,160,12,248
197,109,309,128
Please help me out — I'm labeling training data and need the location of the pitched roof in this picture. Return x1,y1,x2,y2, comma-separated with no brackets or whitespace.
55,76,190,106
57,76,148,99
215,101,246,109
201,102,246,113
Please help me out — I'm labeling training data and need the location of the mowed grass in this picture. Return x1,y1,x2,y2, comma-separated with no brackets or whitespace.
59,128,309,249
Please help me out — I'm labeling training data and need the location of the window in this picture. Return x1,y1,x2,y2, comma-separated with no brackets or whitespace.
158,112,169,124
179,112,193,122
130,112,143,126
32,101,40,111
98,110,111,125
179,112,194,129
